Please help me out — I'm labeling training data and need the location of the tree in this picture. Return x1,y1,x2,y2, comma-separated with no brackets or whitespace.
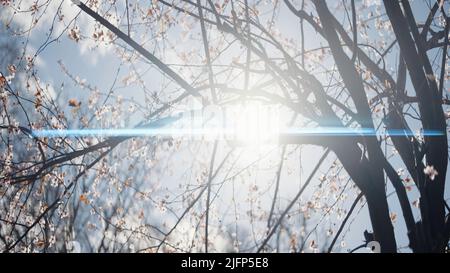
0,0,449,253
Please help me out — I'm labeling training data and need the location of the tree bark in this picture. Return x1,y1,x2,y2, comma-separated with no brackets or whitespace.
332,140,398,252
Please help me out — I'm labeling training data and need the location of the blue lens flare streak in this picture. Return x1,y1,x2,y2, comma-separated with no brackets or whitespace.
30,127,444,138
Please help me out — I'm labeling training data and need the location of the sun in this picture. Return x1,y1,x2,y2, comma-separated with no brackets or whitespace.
223,101,281,146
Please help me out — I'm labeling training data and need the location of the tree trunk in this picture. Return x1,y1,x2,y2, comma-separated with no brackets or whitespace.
365,190,398,253
331,140,397,252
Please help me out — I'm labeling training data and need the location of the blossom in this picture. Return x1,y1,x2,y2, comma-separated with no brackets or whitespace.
423,165,438,181
79,194,89,205
68,26,81,42
68,98,81,107
0,74,6,88
390,212,397,223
